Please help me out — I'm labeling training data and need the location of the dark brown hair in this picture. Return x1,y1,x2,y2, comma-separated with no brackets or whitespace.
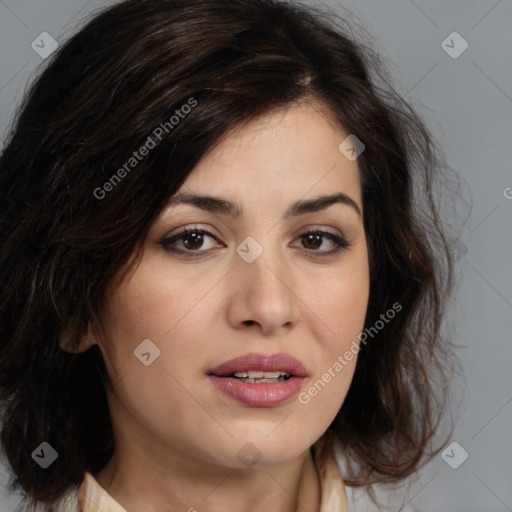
0,0,456,509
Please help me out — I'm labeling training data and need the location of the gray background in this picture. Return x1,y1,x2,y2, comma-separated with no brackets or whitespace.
1,0,511,510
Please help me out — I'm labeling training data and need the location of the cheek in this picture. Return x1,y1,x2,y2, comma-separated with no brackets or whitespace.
332,277,369,350
309,254,370,351
97,264,211,378
96,279,218,448
294,257,369,423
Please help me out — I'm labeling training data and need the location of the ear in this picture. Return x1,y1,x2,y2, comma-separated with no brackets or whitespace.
59,323,99,354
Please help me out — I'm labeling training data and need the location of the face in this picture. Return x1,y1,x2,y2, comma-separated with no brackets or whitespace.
87,100,370,470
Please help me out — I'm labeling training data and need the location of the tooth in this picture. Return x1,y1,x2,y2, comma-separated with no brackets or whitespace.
231,370,291,380
233,376,292,384
263,371,285,378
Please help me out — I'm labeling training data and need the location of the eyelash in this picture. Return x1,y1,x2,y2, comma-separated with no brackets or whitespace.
159,227,351,258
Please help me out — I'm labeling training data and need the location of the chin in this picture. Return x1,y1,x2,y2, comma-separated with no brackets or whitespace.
218,429,319,469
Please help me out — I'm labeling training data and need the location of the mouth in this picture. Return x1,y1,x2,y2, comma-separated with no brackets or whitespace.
207,352,308,407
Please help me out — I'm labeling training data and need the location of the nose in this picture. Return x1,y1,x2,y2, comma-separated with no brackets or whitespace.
226,245,301,336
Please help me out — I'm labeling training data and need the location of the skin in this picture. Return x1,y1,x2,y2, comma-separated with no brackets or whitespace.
68,100,370,512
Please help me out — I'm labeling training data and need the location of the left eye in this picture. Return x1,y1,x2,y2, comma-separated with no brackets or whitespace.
293,230,349,252
160,228,350,256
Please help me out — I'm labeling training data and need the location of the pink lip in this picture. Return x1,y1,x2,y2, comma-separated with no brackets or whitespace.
207,352,308,407
208,352,308,377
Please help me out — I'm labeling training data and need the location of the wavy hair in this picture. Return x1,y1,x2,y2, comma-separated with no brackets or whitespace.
0,0,457,509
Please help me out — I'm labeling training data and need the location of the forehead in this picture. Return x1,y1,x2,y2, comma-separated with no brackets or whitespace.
175,101,362,210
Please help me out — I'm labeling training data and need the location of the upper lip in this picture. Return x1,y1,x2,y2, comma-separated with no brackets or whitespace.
208,352,308,378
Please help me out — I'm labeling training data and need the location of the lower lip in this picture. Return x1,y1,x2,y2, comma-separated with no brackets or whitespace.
208,375,305,407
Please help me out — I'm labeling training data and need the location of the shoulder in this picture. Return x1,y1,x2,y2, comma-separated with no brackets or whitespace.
40,491,81,512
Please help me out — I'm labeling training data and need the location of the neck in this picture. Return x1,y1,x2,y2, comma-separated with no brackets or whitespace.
95,444,320,512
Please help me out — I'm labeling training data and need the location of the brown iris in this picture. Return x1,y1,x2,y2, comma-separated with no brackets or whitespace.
182,232,205,250
301,233,322,250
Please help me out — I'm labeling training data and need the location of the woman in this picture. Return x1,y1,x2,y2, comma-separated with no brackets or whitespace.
0,1,456,510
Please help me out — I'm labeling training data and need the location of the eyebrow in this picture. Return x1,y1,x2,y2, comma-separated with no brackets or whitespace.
165,192,362,219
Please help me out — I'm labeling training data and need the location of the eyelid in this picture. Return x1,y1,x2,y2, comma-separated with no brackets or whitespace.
163,224,221,240
291,223,344,239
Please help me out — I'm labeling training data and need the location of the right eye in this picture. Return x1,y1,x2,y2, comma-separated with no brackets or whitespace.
159,227,222,255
